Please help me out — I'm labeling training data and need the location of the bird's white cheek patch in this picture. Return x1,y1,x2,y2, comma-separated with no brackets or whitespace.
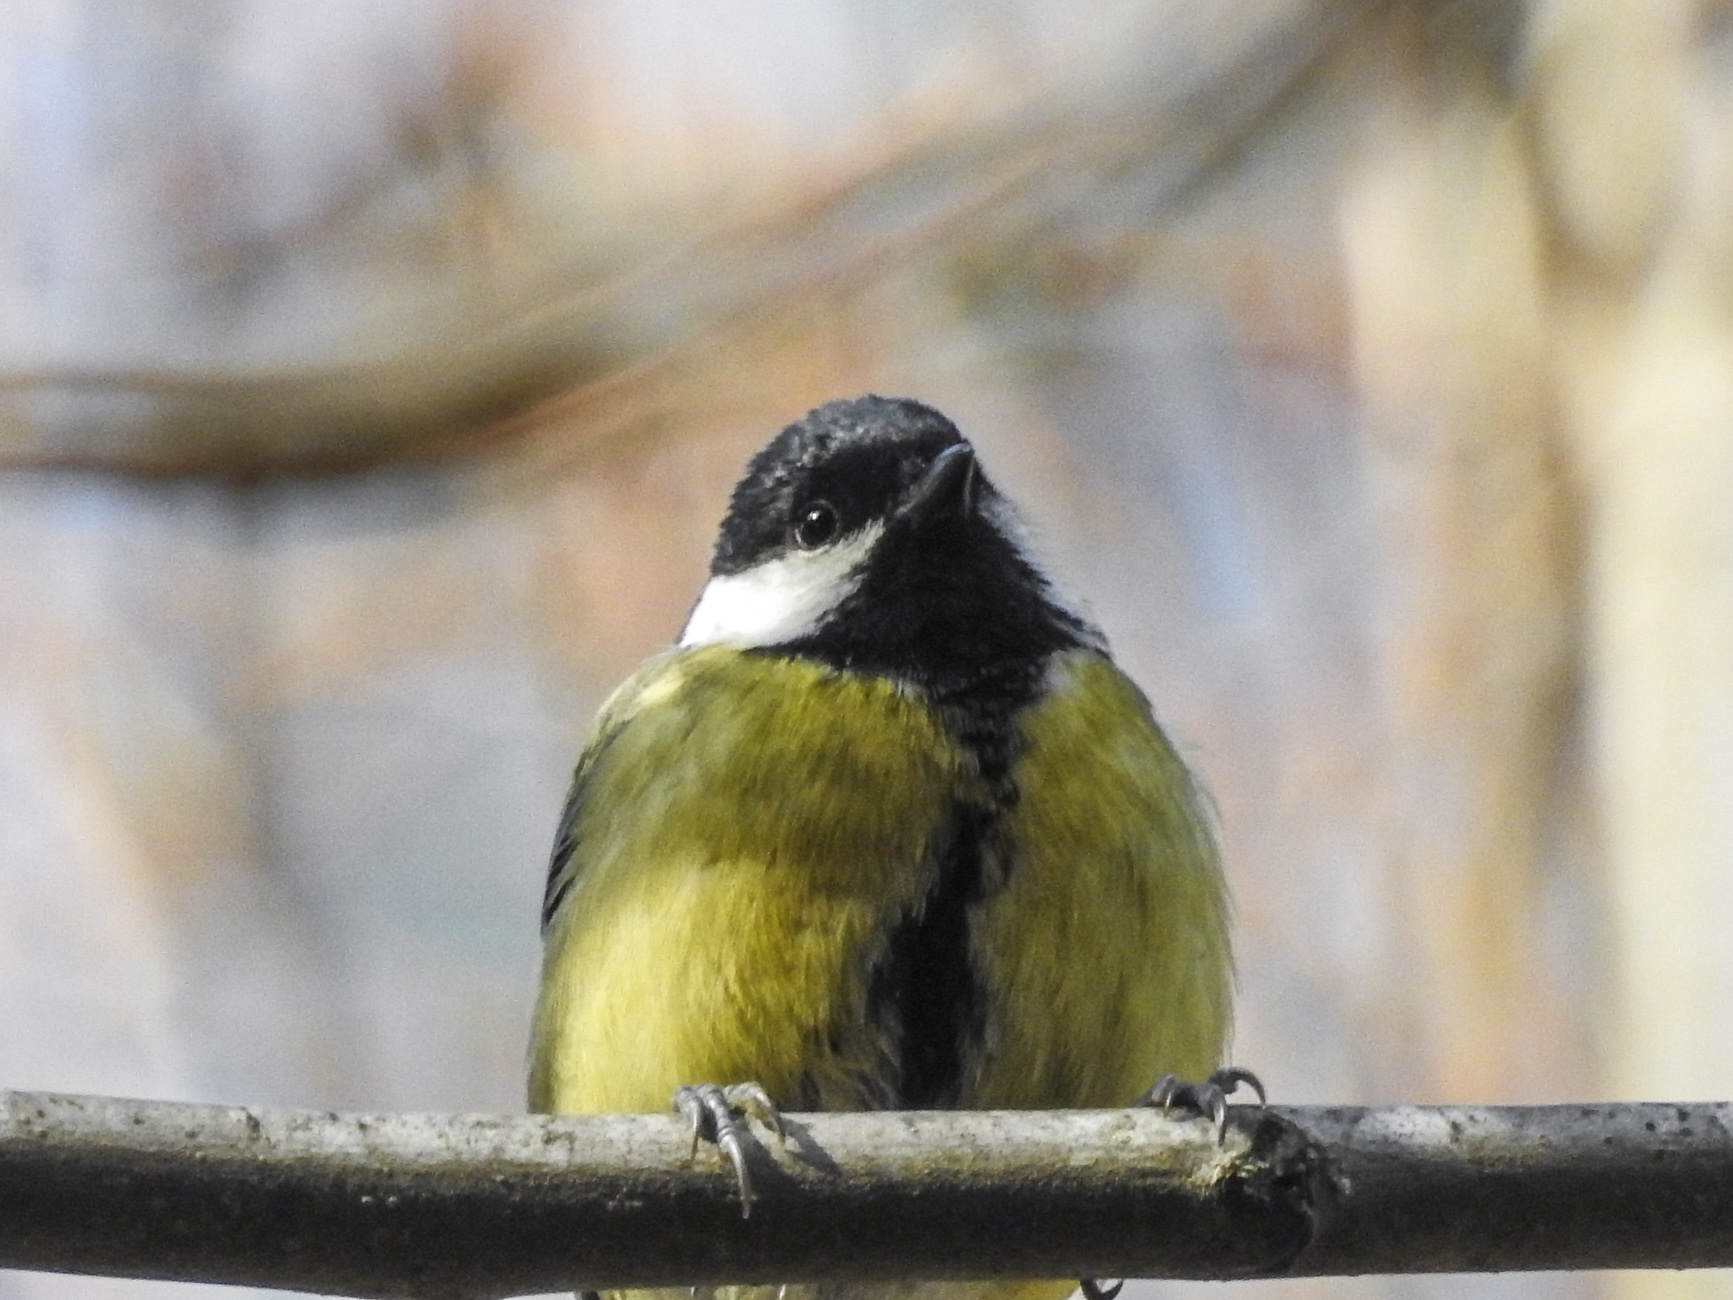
679,524,882,649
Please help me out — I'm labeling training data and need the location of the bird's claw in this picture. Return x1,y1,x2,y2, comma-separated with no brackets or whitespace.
673,1082,785,1219
1140,1065,1266,1142
1076,1070,1264,1300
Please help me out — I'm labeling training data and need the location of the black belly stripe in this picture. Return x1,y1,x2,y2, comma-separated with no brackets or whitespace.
867,799,993,1107
865,668,1046,1108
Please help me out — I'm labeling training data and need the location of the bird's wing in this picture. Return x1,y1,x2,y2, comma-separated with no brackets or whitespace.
539,649,687,932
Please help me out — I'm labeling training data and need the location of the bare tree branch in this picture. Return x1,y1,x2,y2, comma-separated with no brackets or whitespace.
2,1091,1730,1297
0,0,1381,481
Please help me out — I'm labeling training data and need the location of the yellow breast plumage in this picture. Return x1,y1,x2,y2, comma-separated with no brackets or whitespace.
530,645,1229,1117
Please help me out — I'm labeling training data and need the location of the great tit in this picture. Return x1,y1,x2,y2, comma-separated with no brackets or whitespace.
529,395,1236,1300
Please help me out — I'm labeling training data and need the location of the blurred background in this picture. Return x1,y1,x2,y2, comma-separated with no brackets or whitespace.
0,0,1728,1298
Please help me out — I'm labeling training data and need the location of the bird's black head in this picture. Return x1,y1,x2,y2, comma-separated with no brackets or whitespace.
680,395,1100,695
710,396,967,575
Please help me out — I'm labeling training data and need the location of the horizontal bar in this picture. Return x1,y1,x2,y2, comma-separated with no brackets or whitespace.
1,1092,1729,1297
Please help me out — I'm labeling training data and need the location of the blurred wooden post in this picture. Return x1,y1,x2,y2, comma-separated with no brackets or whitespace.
1527,1,1733,1297
1340,17,1580,1105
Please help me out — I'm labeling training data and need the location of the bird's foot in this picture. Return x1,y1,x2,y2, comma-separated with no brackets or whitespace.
1076,1069,1265,1300
673,1082,786,1219
1140,1065,1265,1142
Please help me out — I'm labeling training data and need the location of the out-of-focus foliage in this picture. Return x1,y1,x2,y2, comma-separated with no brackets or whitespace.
0,3,1729,1300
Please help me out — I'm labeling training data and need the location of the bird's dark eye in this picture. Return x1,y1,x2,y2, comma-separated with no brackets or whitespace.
791,500,840,549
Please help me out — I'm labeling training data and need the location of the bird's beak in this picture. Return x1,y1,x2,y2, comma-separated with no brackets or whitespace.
901,443,978,524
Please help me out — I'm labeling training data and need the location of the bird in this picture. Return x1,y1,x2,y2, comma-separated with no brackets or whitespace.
528,394,1240,1300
